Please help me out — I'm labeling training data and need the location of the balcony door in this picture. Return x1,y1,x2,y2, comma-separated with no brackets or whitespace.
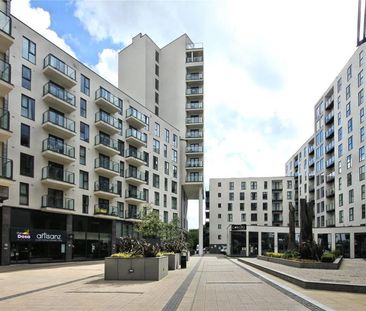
99,131,110,145
98,198,109,214
99,154,110,169
49,134,64,154
49,108,64,127
48,161,63,181
48,188,64,208
99,176,110,192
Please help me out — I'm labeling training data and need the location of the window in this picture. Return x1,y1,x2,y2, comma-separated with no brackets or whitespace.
79,170,89,190
361,107,365,123
154,192,160,206
218,213,221,219
80,146,86,165
172,197,177,210
250,181,257,190
19,183,29,205
155,64,159,76
163,211,168,223
165,129,170,143
153,139,160,153
218,235,222,240
251,203,257,211
153,156,158,170
154,122,160,136
163,144,167,158
20,124,30,147
287,191,292,200
118,140,124,156
349,189,354,203
22,37,36,64
229,181,234,190
348,136,353,151
229,193,234,201
360,146,365,162
339,193,343,207
359,89,365,106
153,174,160,188
347,64,352,81
80,122,89,142
228,203,232,211
362,184,366,199
338,144,343,157
241,214,246,222
287,180,292,189
20,153,34,177
172,181,177,194
360,165,365,181
173,134,178,148
155,51,159,63
22,65,31,90
218,193,221,198
251,214,257,222
172,149,177,163
241,181,246,190
218,203,221,208
218,182,222,187
262,192,268,200
347,172,352,186
21,94,35,120
82,195,89,214
240,203,244,211
346,103,351,117
338,111,342,125
348,118,353,133
80,74,90,96
337,77,342,93
173,166,177,178
346,85,351,100
349,207,354,221
251,192,257,200
359,70,364,87
338,127,343,141
80,98,87,118
339,210,344,223
155,92,159,104
240,192,245,200
347,155,352,169
361,127,365,142
263,202,268,210
227,214,233,222
264,181,268,189
360,50,365,66
155,79,159,91
362,204,366,219
164,162,169,175
120,161,124,177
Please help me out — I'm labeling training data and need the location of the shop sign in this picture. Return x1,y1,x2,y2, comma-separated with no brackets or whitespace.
231,224,247,231
11,228,66,242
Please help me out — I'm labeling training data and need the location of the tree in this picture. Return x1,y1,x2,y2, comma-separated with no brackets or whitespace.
136,207,163,239
187,229,198,251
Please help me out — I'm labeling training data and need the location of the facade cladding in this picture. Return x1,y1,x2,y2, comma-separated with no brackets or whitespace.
0,2,204,264
208,44,366,259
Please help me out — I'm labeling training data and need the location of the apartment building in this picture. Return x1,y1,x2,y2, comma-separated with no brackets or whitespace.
118,34,205,254
207,177,295,256
0,2,202,264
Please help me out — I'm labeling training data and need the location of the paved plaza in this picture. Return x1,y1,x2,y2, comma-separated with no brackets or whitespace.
0,255,365,310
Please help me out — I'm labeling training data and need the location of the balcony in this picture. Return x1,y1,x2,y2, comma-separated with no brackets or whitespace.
326,203,335,212
125,190,146,204
294,160,299,168
186,161,204,169
0,59,13,96
0,110,11,142
43,54,77,89
326,217,335,227
94,135,120,156
95,158,120,178
41,195,75,212
126,128,147,147
186,102,203,111
41,166,75,189
186,175,203,183
42,111,76,139
309,185,315,192
308,145,315,155
272,194,283,201
308,158,315,167
125,169,146,186
326,172,335,183
186,117,203,128
186,56,203,63
325,141,335,153
325,156,335,168
325,95,334,110
125,149,147,167
0,10,13,53
125,209,142,221
125,107,148,129
186,131,203,140
0,158,13,187
94,204,122,218
309,171,315,179
186,146,203,154
186,73,203,81
272,216,283,223
42,82,76,113
186,88,203,96
325,126,334,139
95,111,121,135
325,111,334,124
94,182,119,199
42,138,75,164
326,187,335,197
95,87,121,114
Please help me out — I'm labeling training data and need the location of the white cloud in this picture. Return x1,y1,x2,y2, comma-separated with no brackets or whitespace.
72,0,358,228
11,0,76,57
91,49,119,86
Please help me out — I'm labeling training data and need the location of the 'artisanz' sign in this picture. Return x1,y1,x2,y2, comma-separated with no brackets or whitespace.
10,228,66,242
231,224,247,231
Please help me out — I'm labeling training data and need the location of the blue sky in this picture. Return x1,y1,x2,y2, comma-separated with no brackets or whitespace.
12,0,359,228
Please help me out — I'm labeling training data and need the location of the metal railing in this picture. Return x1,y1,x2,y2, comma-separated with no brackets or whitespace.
95,87,121,109
186,175,203,182
126,107,148,125
94,135,119,151
42,138,75,158
94,204,122,217
186,73,203,80
186,146,203,153
186,117,203,124
125,169,145,181
125,190,146,201
0,10,11,35
95,111,121,130
94,158,119,173
186,102,203,109
186,88,203,95
41,195,74,210
126,128,147,143
42,166,75,184
43,82,76,107
42,110,75,132
0,59,11,83
0,157,12,179
186,161,203,168
43,54,76,81
186,56,203,63
94,181,119,194
0,110,9,131
125,149,146,162
186,131,203,138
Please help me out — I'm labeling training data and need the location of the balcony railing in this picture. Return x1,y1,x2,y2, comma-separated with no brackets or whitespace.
326,203,335,212
272,206,283,212
186,175,203,182
126,128,147,143
125,190,146,201
186,102,203,110
125,149,146,163
186,117,203,124
326,187,335,197
325,126,334,139
325,111,334,124
326,217,335,227
43,82,76,107
42,138,75,159
94,135,119,151
186,88,203,95
273,216,283,222
94,182,119,194
95,158,120,173
95,111,121,130
186,131,203,139
43,54,76,81
186,73,203,80
309,171,315,179
95,87,121,109
186,56,203,63
125,210,141,219
186,146,203,153
0,157,12,180
0,10,11,35
186,161,203,168
326,156,335,168
41,195,74,210
272,195,283,201
308,158,315,167
0,59,11,83
94,204,122,217
186,43,203,49
125,169,145,181
0,110,9,131
126,107,148,125
41,166,75,184
294,160,299,167
42,110,75,133
325,95,334,110
325,141,335,153
308,145,315,154
326,171,335,183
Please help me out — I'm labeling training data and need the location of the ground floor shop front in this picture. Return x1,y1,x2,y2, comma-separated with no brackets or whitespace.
210,225,366,258
0,206,138,265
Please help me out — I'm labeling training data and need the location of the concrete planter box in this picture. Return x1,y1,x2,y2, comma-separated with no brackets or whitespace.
105,256,168,281
258,255,343,269
168,253,180,270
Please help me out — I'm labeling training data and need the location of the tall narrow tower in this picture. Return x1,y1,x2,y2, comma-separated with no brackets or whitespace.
357,0,366,46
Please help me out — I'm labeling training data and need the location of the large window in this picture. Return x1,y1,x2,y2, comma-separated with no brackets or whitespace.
153,174,160,188
21,95,35,120
80,98,87,118
82,195,89,214
153,139,160,153
79,170,89,190
22,37,36,64
20,153,34,177
19,183,29,205
20,123,30,147
80,122,89,142
80,74,90,96
22,65,31,90
80,146,86,165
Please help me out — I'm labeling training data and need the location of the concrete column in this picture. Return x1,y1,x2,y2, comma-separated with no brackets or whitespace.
331,232,336,252
111,220,116,255
350,232,355,259
1,206,11,265
246,231,249,257
258,232,262,256
198,187,203,256
274,231,278,253
66,214,73,262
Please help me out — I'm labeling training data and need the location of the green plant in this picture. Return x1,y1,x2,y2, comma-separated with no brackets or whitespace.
111,252,143,259
265,252,284,258
321,251,336,262
283,250,300,259
156,251,174,257
137,207,164,239
116,236,144,256
299,241,324,261
141,240,160,257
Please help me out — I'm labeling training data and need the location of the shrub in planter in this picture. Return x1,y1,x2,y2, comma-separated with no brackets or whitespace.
321,251,336,263
299,241,323,261
116,236,144,257
265,252,283,258
283,250,300,260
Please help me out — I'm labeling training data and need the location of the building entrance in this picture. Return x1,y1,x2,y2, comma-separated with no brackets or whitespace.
231,231,246,256
355,233,366,258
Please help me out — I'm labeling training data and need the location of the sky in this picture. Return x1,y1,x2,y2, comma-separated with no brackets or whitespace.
11,0,358,229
